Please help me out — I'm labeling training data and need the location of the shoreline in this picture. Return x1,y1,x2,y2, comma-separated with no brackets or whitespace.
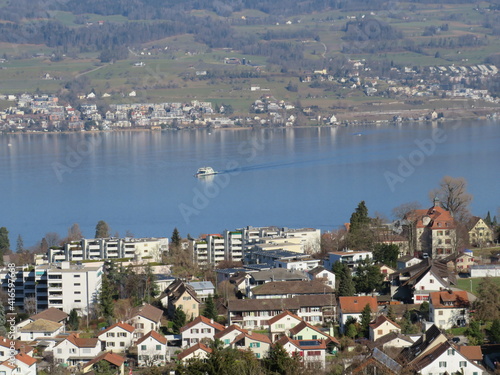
1,107,498,136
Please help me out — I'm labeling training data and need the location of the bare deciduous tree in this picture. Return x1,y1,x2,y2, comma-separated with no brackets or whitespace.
67,223,83,242
429,176,472,222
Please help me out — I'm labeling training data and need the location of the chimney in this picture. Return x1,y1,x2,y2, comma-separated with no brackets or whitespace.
210,319,213,324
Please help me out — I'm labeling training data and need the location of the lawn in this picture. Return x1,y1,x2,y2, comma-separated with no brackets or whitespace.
456,276,500,296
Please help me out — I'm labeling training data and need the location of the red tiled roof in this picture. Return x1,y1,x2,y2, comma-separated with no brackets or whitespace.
458,345,482,361
98,322,135,337
136,330,167,345
15,353,37,366
64,333,99,348
0,360,16,369
275,336,327,350
177,343,212,360
180,315,225,333
409,205,455,230
214,325,248,340
429,290,469,309
0,337,34,354
369,315,401,330
267,310,302,325
339,296,378,314
84,352,125,369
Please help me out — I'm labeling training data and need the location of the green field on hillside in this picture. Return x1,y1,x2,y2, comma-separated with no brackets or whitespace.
456,277,500,296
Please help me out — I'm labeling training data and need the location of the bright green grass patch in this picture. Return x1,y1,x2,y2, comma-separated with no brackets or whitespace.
456,277,500,296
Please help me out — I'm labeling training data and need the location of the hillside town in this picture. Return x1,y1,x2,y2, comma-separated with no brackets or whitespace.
1,193,500,375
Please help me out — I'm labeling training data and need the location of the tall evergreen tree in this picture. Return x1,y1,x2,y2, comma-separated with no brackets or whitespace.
99,273,115,323
202,294,218,321
172,306,187,334
360,303,372,338
95,220,110,238
485,211,492,227
68,308,80,331
264,343,301,375
171,227,181,248
16,234,24,253
0,227,10,265
0,303,6,336
353,259,384,294
387,305,396,322
338,263,356,297
349,201,370,232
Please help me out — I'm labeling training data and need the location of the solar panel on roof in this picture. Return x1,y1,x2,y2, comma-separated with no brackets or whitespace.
299,340,320,346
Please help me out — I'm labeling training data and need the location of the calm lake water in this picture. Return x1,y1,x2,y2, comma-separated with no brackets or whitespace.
1,120,499,248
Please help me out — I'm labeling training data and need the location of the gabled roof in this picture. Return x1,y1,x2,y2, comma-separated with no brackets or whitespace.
339,296,378,314
136,330,167,345
0,360,16,370
367,331,413,350
267,310,302,325
30,308,68,323
59,333,99,348
369,315,400,330
397,255,420,263
458,345,482,361
0,337,34,354
411,341,451,371
233,331,272,345
275,336,327,350
84,351,125,369
20,319,63,333
288,321,340,345
130,303,163,323
180,315,225,333
14,353,37,366
252,280,334,296
466,216,492,231
409,204,455,230
214,325,248,340
308,266,329,276
398,325,444,364
429,290,469,309
177,342,212,360
166,280,201,305
98,322,135,337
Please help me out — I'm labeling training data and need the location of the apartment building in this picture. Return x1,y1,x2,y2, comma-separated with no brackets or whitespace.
191,226,321,267
48,237,168,263
0,262,102,314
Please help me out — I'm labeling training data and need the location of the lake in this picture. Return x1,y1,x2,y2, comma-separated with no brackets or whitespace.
1,120,499,248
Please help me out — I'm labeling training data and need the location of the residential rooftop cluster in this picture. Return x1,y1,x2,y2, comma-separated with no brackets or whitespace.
1,200,499,374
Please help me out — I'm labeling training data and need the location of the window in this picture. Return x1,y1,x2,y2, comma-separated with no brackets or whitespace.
224,339,230,345
256,353,260,358
120,342,125,347
74,275,80,278
156,345,161,350
74,283,81,286
447,349,455,355
312,335,317,340
141,345,147,350
75,291,81,294
459,361,467,367
439,361,447,368
378,330,383,335
183,296,191,301
297,336,303,340
438,311,443,316
430,279,434,284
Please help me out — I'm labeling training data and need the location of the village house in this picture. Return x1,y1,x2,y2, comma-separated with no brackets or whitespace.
429,290,470,329
307,266,336,288
177,343,212,363
396,255,422,270
368,315,401,342
180,315,225,348
227,295,335,329
0,338,34,360
53,333,101,368
467,216,494,247
97,321,135,352
275,336,328,369
407,198,456,258
82,352,126,375
268,311,303,341
390,259,454,304
0,353,37,375
338,296,378,334
136,330,168,367
127,303,163,338
163,279,200,320
214,325,248,347
17,319,65,341
250,280,334,299
323,250,373,271
442,249,475,274
231,331,272,359
367,331,413,351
